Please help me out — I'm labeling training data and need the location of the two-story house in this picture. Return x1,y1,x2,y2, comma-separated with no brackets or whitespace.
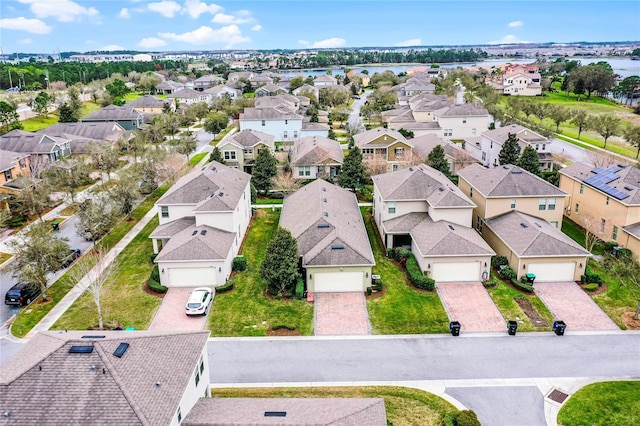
290,136,343,180
216,129,275,173
280,179,375,293
458,163,590,281
155,80,184,95
149,161,252,287
204,84,242,101
81,105,144,130
292,84,320,101
410,133,477,174
0,129,71,164
38,121,128,154
373,164,495,282
193,74,224,91
434,103,492,140
313,74,338,87
0,150,30,196
167,88,211,106
559,162,640,259
239,106,303,141
354,128,415,172
254,83,288,97
126,94,170,115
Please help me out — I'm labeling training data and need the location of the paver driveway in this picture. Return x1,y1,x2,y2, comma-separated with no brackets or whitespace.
314,292,371,336
437,282,506,332
534,282,618,331
149,288,208,331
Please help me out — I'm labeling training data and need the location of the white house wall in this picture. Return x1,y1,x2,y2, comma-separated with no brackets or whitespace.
428,206,473,228
170,347,210,426
300,128,329,138
240,119,303,141
306,265,373,292
437,116,491,140
158,258,232,287
160,205,195,225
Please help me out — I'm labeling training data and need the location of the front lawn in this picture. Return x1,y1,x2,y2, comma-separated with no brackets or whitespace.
557,381,640,426
562,218,604,255
21,114,59,131
363,210,450,334
189,152,207,165
255,198,284,205
211,386,458,426
207,210,314,336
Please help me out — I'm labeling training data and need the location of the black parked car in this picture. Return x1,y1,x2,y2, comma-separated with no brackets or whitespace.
5,282,41,307
60,248,81,269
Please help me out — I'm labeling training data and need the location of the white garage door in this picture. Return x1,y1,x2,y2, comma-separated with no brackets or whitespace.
432,262,479,282
314,272,363,292
168,267,216,287
527,262,575,282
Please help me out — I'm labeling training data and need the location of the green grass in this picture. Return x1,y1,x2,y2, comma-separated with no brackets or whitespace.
209,126,234,145
189,152,207,165
79,101,102,118
52,217,162,330
207,210,314,336
21,114,59,131
122,92,143,102
0,252,12,265
211,386,458,426
255,198,284,205
363,209,450,334
561,218,604,255
588,260,637,329
557,381,640,426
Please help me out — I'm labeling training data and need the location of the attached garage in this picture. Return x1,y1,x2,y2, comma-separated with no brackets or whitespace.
432,262,480,282
313,271,364,292
527,262,575,282
168,267,216,287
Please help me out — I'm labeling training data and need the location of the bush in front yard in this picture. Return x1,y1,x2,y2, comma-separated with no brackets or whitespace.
232,256,247,272
295,277,304,300
512,279,534,293
394,247,411,262
216,279,235,293
491,256,509,269
581,268,602,285
150,265,160,282
405,254,435,290
585,283,599,292
498,266,516,281
148,277,167,293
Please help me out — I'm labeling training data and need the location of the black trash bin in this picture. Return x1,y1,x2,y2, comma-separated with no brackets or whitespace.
507,320,518,335
52,221,60,231
553,320,566,336
449,321,461,336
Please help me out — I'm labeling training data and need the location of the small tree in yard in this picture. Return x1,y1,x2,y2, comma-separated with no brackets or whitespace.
13,176,51,222
32,91,53,117
260,227,299,296
581,212,604,253
209,146,225,164
499,133,520,165
171,133,197,161
9,221,71,302
604,253,640,320
590,114,621,149
426,144,451,178
338,146,365,191
204,111,230,134
252,148,278,194
571,109,590,139
516,145,541,176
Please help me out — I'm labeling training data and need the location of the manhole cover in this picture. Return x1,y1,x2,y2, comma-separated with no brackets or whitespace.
547,389,569,403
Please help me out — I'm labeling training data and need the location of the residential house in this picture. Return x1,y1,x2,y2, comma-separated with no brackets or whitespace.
559,162,640,258
489,64,542,96
183,398,387,426
280,179,375,292
0,150,30,196
0,129,70,164
38,121,128,154
167,88,210,106
204,84,241,100
290,135,343,180
81,105,144,130
254,83,288,97
126,95,170,114
193,74,224,91
373,164,495,281
483,211,590,281
226,71,254,82
155,80,184,95
239,106,303,141
346,71,371,87
0,330,210,426
254,94,300,111
216,129,275,173
465,124,554,170
353,127,415,172
292,84,320,100
410,133,477,174
314,74,338,87
435,103,492,140
248,74,273,88
150,161,252,287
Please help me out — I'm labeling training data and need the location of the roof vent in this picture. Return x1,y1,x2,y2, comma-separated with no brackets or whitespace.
503,165,509,169
409,167,414,171
192,230,198,236
69,345,94,354
331,244,344,249
520,222,529,228
323,211,328,217
317,223,330,228
218,191,224,196
322,198,327,202
534,222,542,228
448,225,455,231
200,229,207,236
113,342,130,358
82,335,105,339
624,186,633,191
322,187,326,192
511,168,523,174
264,412,287,417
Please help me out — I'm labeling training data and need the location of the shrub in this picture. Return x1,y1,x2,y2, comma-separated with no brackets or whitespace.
498,266,516,281
455,410,481,426
271,324,295,331
386,247,395,258
232,256,247,272
581,268,602,285
405,254,435,290
295,277,304,300
150,265,160,282
148,277,168,294
442,412,457,426
491,256,509,269
373,279,384,292
511,279,534,293
585,283,599,292
603,241,618,253
216,279,235,293
366,286,372,296
394,247,411,262
270,191,285,199
483,279,498,288
617,248,632,259
149,253,157,264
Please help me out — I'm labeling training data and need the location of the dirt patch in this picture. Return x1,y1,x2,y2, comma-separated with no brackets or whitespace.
621,312,640,330
267,326,301,336
515,297,549,327
579,283,608,296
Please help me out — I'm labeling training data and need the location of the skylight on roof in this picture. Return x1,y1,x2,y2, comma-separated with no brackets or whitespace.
69,345,94,354
113,343,130,358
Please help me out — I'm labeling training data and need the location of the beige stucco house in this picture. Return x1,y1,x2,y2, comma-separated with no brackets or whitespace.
290,135,343,180
410,133,477,174
216,129,275,173
354,127,416,172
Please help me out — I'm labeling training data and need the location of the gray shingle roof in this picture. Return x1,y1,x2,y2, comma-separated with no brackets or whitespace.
0,150,28,173
280,179,374,267
0,129,67,154
623,222,640,239
40,122,125,142
353,127,407,148
458,163,567,198
224,129,275,149
410,134,475,163
167,88,203,99
438,103,489,117
240,106,301,121
82,105,141,121
155,223,235,261
150,216,196,238
126,95,166,109
485,211,591,257
560,162,640,206
0,330,209,425
409,215,495,256
183,398,387,426
157,161,250,211
291,136,343,166
373,164,474,207
482,124,548,144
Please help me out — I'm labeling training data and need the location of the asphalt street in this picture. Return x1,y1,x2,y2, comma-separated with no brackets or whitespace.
549,137,593,165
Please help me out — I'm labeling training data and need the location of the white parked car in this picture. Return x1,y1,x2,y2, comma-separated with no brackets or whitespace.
185,287,214,316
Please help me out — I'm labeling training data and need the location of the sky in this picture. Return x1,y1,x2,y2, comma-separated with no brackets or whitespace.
0,0,639,53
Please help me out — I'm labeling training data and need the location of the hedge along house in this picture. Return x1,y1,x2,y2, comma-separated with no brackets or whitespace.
150,161,252,288
280,179,375,293
373,164,494,282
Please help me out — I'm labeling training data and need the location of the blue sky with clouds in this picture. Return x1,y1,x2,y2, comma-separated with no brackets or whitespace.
0,1,638,53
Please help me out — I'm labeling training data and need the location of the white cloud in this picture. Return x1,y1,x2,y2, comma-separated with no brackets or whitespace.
139,37,167,48
508,20,524,28
488,35,531,45
312,37,346,48
159,25,250,47
251,24,262,31
395,38,422,47
18,0,98,23
183,0,222,18
119,8,131,19
100,44,125,51
298,40,309,46
18,38,33,44
0,17,52,34
212,12,251,24
148,1,181,18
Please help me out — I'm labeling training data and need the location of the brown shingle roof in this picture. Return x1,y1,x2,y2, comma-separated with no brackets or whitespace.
0,129,67,154
155,223,235,261
353,127,407,148
0,150,28,173
240,106,301,121
410,215,495,256
126,95,166,109
225,129,275,149
291,136,343,166
82,105,141,121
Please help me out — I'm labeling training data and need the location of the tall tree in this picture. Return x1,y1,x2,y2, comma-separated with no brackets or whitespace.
44,159,92,203
570,110,590,139
161,113,181,141
590,115,621,149
622,124,640,159
338,146,365,191
547,105,572,132
516,145,541,176
32,91,53,117
426,144,451,178
105,78,130,102
76,195,122,242
209,146,225,164
171,133,197,161
110,172,140,219
203,110,229,134
498,133,520,165
252,148,278,194
0,101,22,133
88,142,120,181
9,221,71,302
288,76,304,92
13,176,51,221
260,227,299,296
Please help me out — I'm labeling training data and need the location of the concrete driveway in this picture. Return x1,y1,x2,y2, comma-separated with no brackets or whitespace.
314,292,371,336
149,288,209,331
437,282,506,332
534,282,619,331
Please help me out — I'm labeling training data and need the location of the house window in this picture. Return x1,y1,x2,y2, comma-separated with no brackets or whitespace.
3,170,12,181
177,408,182,423
612,226,618,240
469,187,473,198
481,152,486,161
394,147,404,158
575,203,579,213
472,128,476,135
510,199,516,209
244,148,253,155
490,141,493,149
606,196,610,206
388,202,396,214
160,206,169,218
600,219,605,233
477,217,484,233
224,151,237,160
283,131,288,139
298,166,310,177
363,148,374,155
317,166,323,174
538,198,546,210
261,120,265,126
542,144,546,150
18,158,26,168
462,117,467,124
535,144,539,150
285,120,288,125
444,129,452,136
294,131,298,138
392,164,399,171
551,221,559,228
548,198,556,210
195,369,200,386
579,184,584,194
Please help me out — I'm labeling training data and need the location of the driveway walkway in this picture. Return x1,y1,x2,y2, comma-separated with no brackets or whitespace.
314,292,371,336
534,282,619,331
149,288,208,331
437,282,506,332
